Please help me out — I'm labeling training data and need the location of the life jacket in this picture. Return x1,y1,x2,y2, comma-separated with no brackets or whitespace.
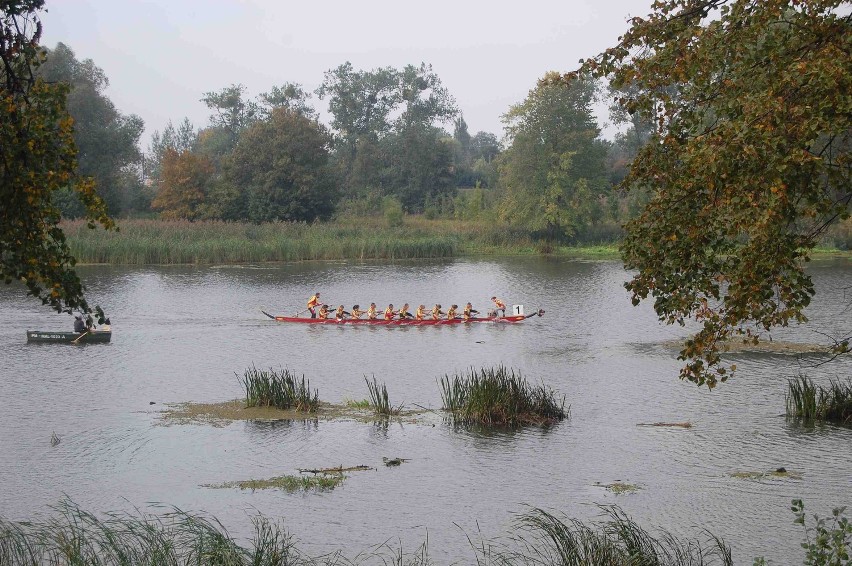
351,308,363,319
335,307,346,319
431,306,442,320
415,307,426,320
493,298,506,310
398,306,409,318
307,295,320,308
318,307,329,320
463,306,474,320
446,307,457,319
384,307,395,320
367,307,378,319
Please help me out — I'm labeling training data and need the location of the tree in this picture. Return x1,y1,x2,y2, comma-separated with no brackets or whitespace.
146,117,196,185
497,73,609,241
38,43,144,216
200,84,258,150
575,0,852,387
1,0,112,318
227,108,336,223
150,148,213,220
258,82,316,120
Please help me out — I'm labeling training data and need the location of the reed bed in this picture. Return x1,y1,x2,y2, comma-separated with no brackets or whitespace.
0,500,736,565
239,365,319,412
440,365,567,426
365,376,401,416
786,375,852,424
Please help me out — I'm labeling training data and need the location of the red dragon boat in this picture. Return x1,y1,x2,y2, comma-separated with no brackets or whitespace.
261,309,544,325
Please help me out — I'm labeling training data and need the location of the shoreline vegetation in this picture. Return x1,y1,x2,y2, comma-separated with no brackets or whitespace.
61,218,851,266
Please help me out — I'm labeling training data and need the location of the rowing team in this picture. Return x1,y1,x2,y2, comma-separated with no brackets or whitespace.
306,293,507,321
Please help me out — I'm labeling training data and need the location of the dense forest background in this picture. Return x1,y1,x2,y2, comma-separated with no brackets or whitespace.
41,42,661,246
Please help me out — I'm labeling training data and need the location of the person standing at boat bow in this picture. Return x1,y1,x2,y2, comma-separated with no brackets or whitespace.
307,292,322,318
490,296,506,317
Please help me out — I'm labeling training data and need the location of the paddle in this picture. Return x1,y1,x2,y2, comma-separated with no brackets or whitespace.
72,330,90,344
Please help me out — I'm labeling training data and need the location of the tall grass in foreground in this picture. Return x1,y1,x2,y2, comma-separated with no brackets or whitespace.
365,376,401,416
0,499,741,565
239,366,319,412
786,375,852,424
440,365,567,426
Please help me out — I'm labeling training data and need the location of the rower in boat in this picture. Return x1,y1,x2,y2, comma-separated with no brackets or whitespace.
317,304,330,320
431,304,444,320
384,304,396,320
463,302,479,321
367,303,378,320
491,296,506,317
415,305,427,320
307,292,322,318
334,305,350,320
73,314,85,333
446,305,459,320
351,305,364,319
398,303,413,319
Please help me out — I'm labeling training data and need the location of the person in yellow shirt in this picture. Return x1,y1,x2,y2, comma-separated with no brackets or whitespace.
463,302,479,321
446,304,458,320
431,304,444,320
367,303,378,320
334,305,349,320
490,296,506,317
398,303,413,319
317,304,330,320
351,305,364,319
415,305,427,320
307,292,322,318
384,304,396,320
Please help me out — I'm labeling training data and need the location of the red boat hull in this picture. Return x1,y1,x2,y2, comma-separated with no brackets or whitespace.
262,311,538,325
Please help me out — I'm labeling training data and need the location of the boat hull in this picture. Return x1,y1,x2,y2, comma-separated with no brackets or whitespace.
26,330,112,343
262,311,537,325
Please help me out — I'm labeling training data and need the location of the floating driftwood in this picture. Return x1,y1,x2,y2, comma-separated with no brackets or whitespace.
298,465,373,475
383,457,410,467
730,468,803,480
637,422,693,428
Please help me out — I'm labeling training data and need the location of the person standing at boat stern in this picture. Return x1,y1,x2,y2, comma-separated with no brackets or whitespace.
307,292,322,318
491,296,506,317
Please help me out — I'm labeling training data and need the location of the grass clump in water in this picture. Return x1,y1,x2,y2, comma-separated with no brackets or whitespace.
365,376,402,416
205,474,344,492
440,365,567,426
786,375,852,424
239,365,319,412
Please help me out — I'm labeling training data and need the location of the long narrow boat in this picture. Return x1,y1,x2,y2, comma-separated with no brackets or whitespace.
261,310,544,325
26,330,112,344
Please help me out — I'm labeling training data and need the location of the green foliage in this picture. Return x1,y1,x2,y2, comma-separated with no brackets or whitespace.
227,107,336,223
239,365,319,412
578,0,852,387
792,499,851,566
1,1,112,318
382,196,404,228
497,73,609,242
38,43,144,216
440,365,567,426
786,375,852,424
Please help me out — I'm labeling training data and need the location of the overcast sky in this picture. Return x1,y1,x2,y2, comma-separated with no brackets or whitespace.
41,0,654,149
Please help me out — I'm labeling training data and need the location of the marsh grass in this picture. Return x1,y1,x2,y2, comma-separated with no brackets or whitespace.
240,365,319,412
205,475,344,492
365,376,402,416
440,365,567,426
786,375,852,424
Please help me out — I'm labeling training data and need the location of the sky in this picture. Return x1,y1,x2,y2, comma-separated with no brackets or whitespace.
40,0,655,150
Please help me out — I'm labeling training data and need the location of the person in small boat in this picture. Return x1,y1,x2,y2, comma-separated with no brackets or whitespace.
398,303,413,319
415,305,427,320
463,302,479,321
367,303,378,320
384,304,396,320
307,292,322,318
317,304,330,320
100,318,111,332
490,296,506,317
335,305,349,320
446,304,459,319
73,314,86,333
431,304,444,320
351,305,364,319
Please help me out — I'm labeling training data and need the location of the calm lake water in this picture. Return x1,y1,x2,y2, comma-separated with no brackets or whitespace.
1,257,850,564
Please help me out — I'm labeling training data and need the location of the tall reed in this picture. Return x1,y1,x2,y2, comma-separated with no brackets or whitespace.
786,375,852,424
365,375,400,416
440,365,567,426
239,365,319,412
